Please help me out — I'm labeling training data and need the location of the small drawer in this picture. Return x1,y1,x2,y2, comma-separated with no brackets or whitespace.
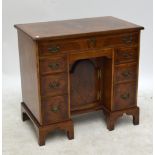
41,73,68,97
114,63,137,83
42,95,69,124
39,56,67,75
99,32,139,48
117,33,138,46
115,47,138,64
112,82,137,111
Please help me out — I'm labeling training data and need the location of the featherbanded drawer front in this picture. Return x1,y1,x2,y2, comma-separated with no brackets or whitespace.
42,95,69,125
38,37,100,56
15,16,144,145
38,40,80,56
39,56,67,75
112,83,137,111
115,47,139,64
114,63,138,84
40,73,68,97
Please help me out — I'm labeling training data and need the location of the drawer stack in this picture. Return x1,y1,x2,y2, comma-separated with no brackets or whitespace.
113,46,139,111
39,48,69,125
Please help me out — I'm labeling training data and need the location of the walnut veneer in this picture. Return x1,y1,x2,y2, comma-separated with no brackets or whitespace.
15,16,144,146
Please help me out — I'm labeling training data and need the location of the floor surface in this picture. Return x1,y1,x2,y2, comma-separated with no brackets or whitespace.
3,76,152,155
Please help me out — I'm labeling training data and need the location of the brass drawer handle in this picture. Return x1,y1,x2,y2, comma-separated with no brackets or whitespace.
122,70,131,77
48,63,59,70
120,93,130,100
122,35,133,44
48,45,60,53
122,52,132,58
87,37,96,47
51,105,60,112
49,81,60,89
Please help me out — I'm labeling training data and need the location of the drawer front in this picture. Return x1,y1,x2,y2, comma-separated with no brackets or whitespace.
42,95,69,124
114,63,137,83
113,83,137,111
100,33,138,48
39,56,67,75
38,37,100,56
41,73,68,96
38,33,139,56
38,39,84,56
115,47,138,64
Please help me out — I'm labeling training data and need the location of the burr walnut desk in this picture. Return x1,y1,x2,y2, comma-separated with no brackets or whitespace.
15,16,144,146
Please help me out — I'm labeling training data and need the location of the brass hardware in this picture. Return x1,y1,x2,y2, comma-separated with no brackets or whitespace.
97,92,99,100
49,81,60,89
98,70,100,79
99,91,101,100
122,35,133,45
48,45,60,53
87,37,96,47
122,53,129,58
51,105,60,112
100,70,102,78
97,69,102,79
120,93,130,100
97,91,102,100
48,63,59,70
122,70,131,77
122,52,132,58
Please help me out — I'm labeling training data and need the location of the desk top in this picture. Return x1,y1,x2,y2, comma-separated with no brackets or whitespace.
14,16,144,40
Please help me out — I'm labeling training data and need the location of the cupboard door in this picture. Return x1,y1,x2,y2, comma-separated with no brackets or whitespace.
70,59,101,111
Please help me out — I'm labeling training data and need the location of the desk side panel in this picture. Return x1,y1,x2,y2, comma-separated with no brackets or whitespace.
17,30,42,124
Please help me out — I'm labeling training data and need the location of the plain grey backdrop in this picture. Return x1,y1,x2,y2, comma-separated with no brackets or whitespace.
3,0,153,92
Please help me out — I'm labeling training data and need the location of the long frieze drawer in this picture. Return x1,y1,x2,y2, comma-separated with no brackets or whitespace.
38,37,103,56
39,56,67,75
112,82,137,111
42,95,69,125
115,47,138,64
38,32,139,56
114,63,137,83
40,73,68,97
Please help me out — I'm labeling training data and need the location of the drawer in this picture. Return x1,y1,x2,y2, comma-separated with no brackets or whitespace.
41,73,68,96
115,47,138,64
112,83,137,111
114,63,137,83
38,32,139,56
38,37,103,56
39,56,67,75
42,95,69,124
100,32,139,48
38,39,85,56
